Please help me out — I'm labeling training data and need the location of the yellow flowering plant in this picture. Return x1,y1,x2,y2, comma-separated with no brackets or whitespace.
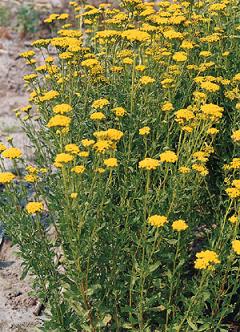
0,0,240,331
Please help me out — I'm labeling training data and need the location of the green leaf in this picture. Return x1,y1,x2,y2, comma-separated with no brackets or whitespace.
164,238,178,245
102,314,112,326
187,319,198,330
148,261,160,273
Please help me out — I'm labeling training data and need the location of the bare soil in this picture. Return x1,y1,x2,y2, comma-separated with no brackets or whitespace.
0,241,43,332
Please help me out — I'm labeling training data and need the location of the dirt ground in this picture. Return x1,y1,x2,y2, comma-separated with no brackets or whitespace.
0,241,43,332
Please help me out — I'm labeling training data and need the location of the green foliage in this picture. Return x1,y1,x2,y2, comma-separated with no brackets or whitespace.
17,5,40,34
1,0,240,331
0,5,10,27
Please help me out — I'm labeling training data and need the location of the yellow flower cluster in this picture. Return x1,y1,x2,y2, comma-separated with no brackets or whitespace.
148,215,168,228
26,202,44,214
0,172,15,184
194,250,220,270
2,148,22,159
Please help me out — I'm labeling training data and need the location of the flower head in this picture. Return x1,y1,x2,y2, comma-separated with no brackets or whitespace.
92,98,110,109
112,107,126,117
194,250,220,270
55,153,74,164
139,158,160,170
172,219,188,232
104,157,118,168
71,165,85,174
2,147,22,159
0,172,15,184
148,215,168,227
65,144,80,154
47,115,71,128
232,240,240,255
231,130,240,142
160,151,178,163
26,202,44,214
53,104,72,114
139,76,155,85
90,112,106,120
139,126,150,135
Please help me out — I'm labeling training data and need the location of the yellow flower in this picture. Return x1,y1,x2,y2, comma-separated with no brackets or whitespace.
179,166,191,174
112,107,126,117
122,57,134,65
209,3,226,11
139,76,155,85
79,151,89,158
55,153,74,164
65,144,80,154
26,165,38,173
121,29,150,42
163,29,183,40
139,158,160,170
0,172,15,184
81,139,95,147
231,130,240,142
181,126,193,133
135,65,146,72
40,90,59,102
106,129,124,141
95,167,105,174
180,40,194,49
110,66,123,73
90,112,106,120
2,147,22,159
148,215,168,228
175,109,194,122
232,240,240,255
0,143,6,152
24,174,38,183
207,128,219,135
192,151,208,163
229,215,238,224
201,104,224,119
53,104,72,114
233,73,240,82
172,219,188,232
226,187,240,199
199,51,212,57
59,51,73,60
81,58,100,68
26,202,44,214
139,126,150,135
233,180,240,189
94,140,110,153
20,50,35,58
192,164,209,176
172,51,187,62
200,81,220,92
47,115,71,128
160,151,178,163
162,102,174,112
71,165,85,174
24,74,38,81
92,98,110,109
104,157,118,168
194,250,220,270
70,192,78,199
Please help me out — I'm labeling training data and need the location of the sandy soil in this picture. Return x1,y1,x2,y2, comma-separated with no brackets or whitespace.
0,32,31,156
0,241,43,332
